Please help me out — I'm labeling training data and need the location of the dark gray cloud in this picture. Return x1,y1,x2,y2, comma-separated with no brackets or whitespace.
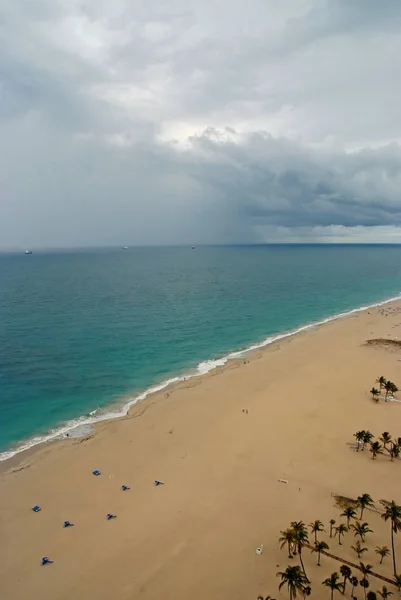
1,0,401,248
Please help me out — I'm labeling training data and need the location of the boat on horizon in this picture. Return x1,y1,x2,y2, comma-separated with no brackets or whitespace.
25,250,32,255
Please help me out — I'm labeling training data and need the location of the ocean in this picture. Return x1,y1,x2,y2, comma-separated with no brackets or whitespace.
1,244,401,460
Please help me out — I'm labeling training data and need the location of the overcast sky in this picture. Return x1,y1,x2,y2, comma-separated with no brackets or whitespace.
1,0,401,248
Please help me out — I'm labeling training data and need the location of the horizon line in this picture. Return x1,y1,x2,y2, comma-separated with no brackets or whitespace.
2,242,401,253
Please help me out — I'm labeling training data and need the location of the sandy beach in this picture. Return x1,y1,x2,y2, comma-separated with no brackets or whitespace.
1,300,401,600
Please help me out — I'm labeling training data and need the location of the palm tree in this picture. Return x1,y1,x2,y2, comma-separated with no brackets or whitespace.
384,381,396,401
393,574,401,591
352,521,373,542
370,388,380,402
381,501,401,575
340,564,352,595
376,376,387,390
290,521,310,580
351,540,368,558
309,520,325,544
375,546,390,564
277,565,308,599
280,528,296,558
354,431,365,451
341,506,357,527
362,431,374,451
370,441,383,459
389,443,400,462
335,524,348,545
380,432,392,448
367,592,377,600
312,541,329,566
357,494,375,519
322,573,343,600
360,578,370,600
377,585,393,599
329,519,336,537
350,576,359,597
359,563,373,578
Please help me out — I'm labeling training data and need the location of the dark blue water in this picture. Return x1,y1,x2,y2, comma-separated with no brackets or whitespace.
1,245,401,458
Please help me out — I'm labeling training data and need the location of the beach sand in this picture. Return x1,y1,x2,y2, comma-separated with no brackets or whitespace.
1,300,401,599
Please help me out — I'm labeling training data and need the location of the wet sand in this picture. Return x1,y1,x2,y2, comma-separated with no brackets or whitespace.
1,300,401,599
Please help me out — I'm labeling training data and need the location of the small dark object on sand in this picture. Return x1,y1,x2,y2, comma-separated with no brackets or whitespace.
41,557,53,566
32,505,41,512
106,513,117,520
92,470,101,476
154,480,164,486
63,520,73,528
121,485,130,491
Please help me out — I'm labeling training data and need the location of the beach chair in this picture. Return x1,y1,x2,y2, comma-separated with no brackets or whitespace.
121,485,130,491
63,520,73,528
154,480,164,486
41,557,53,566
106,513,117,520
32,505,41,512
92,470,101,476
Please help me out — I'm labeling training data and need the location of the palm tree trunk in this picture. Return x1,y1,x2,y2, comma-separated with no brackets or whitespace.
314,531,317,544
317,551,321,566
391,525,397,575
360,507,364,519
288,542,292,558
351,583,355,596
343,576,346,594
380,555,384,564
331,589,334,600
299,547,308,581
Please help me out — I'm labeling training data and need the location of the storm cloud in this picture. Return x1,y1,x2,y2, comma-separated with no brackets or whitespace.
1,0,401,247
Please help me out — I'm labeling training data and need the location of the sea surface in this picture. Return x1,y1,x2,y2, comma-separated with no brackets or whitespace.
1,244,401,459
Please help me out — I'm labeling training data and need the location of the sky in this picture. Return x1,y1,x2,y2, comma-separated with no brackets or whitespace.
1,0,401,248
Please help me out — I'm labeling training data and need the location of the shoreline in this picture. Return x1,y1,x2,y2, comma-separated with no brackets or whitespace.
2,291,401,465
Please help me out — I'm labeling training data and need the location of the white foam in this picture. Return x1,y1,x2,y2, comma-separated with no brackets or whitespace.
1,292,400,462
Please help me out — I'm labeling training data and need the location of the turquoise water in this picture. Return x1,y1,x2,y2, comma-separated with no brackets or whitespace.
1,245,401,458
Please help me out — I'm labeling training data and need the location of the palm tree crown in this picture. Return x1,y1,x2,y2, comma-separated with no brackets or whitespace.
322,572,343,599
377,585,393,599
277,565,308,599
341,506,357,527
370,441,383,459
375,545,390,564
335,523,348,545
309,520,325,543
370,388,380,402
352,521,373,542
279,528,296,558
351,540,367,558
312,541,329,566
357,493,375,519
380,432,392,447
354,431,365,451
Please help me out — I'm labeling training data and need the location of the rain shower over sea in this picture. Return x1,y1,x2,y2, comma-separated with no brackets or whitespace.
1,244,401,460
